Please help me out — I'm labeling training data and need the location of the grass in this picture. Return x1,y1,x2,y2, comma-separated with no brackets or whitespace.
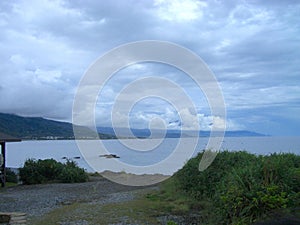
29,193,169,224
29,177,210,225
144,175,218,224
0,182,18,190
15,151,300,224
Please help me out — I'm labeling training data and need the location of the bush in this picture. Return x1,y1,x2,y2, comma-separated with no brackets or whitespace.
19,158,88,184
58,160,89,183
19,159,48,184
176,150,257,199
173,151,300,224
6,168,18,183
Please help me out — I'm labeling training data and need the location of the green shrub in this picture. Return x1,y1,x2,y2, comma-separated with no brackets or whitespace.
58,160,89,183
167,221,178,225
36,159,64,181
176,150,257,199
217,172,289,224
19,158,88,184
172,151,300,224
6,168,18,183
19,159,48,184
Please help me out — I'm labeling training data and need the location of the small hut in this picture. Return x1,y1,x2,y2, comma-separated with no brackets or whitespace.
0,133,21,187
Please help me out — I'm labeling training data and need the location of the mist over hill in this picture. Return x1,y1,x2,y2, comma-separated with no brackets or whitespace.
97,127,266,138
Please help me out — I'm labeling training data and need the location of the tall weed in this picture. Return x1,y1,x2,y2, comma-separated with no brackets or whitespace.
173,151,300,224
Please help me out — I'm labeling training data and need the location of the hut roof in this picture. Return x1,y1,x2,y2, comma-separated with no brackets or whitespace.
0,132,21,143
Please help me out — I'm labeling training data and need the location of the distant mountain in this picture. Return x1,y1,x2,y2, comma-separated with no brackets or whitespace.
0,112,265,140
97,127,266,138
0,113,116,140
223,130,267,137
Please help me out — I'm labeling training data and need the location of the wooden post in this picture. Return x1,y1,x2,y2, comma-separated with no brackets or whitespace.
0,142,5,187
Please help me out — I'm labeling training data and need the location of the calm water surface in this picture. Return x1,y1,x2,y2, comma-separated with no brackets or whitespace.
6,136,300,175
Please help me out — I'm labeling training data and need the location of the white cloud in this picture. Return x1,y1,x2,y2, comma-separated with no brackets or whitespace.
35,69,62,84
96,104,240,132
0,0,299,135
223,83,300,110
178,108,199,130
154,0,207,22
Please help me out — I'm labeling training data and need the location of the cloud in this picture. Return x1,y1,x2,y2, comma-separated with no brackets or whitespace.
0,0,299,135
154,0,207,22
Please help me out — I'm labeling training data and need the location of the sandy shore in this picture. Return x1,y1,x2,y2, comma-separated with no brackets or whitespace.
100,171,170,186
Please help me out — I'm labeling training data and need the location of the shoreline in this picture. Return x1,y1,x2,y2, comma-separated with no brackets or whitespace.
6,167,171,186
100,170,170,186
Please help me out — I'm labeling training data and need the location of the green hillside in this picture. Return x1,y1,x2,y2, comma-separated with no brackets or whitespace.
0,113,115,140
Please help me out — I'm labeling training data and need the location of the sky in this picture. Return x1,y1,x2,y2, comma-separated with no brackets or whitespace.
0,0,299,136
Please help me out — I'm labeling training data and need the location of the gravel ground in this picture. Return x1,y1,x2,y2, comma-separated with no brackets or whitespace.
0,176,154,219
0,176,200,224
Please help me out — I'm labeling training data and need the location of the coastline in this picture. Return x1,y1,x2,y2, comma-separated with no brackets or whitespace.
100,170,170,186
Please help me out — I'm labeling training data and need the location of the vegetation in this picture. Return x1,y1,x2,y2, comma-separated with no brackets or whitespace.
5,168,18,183
57,160,89,183
152,151,300,224
0,112,116,139
25,151,300,224
0,113,265,140
30,198,160,225
19,158,89,184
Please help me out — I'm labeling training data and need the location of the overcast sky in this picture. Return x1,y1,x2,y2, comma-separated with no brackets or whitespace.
0,0,299,135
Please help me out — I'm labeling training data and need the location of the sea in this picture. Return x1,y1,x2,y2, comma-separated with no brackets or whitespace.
5,136,300,175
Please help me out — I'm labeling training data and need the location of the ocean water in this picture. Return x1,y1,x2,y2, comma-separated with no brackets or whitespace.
5,136,300,175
